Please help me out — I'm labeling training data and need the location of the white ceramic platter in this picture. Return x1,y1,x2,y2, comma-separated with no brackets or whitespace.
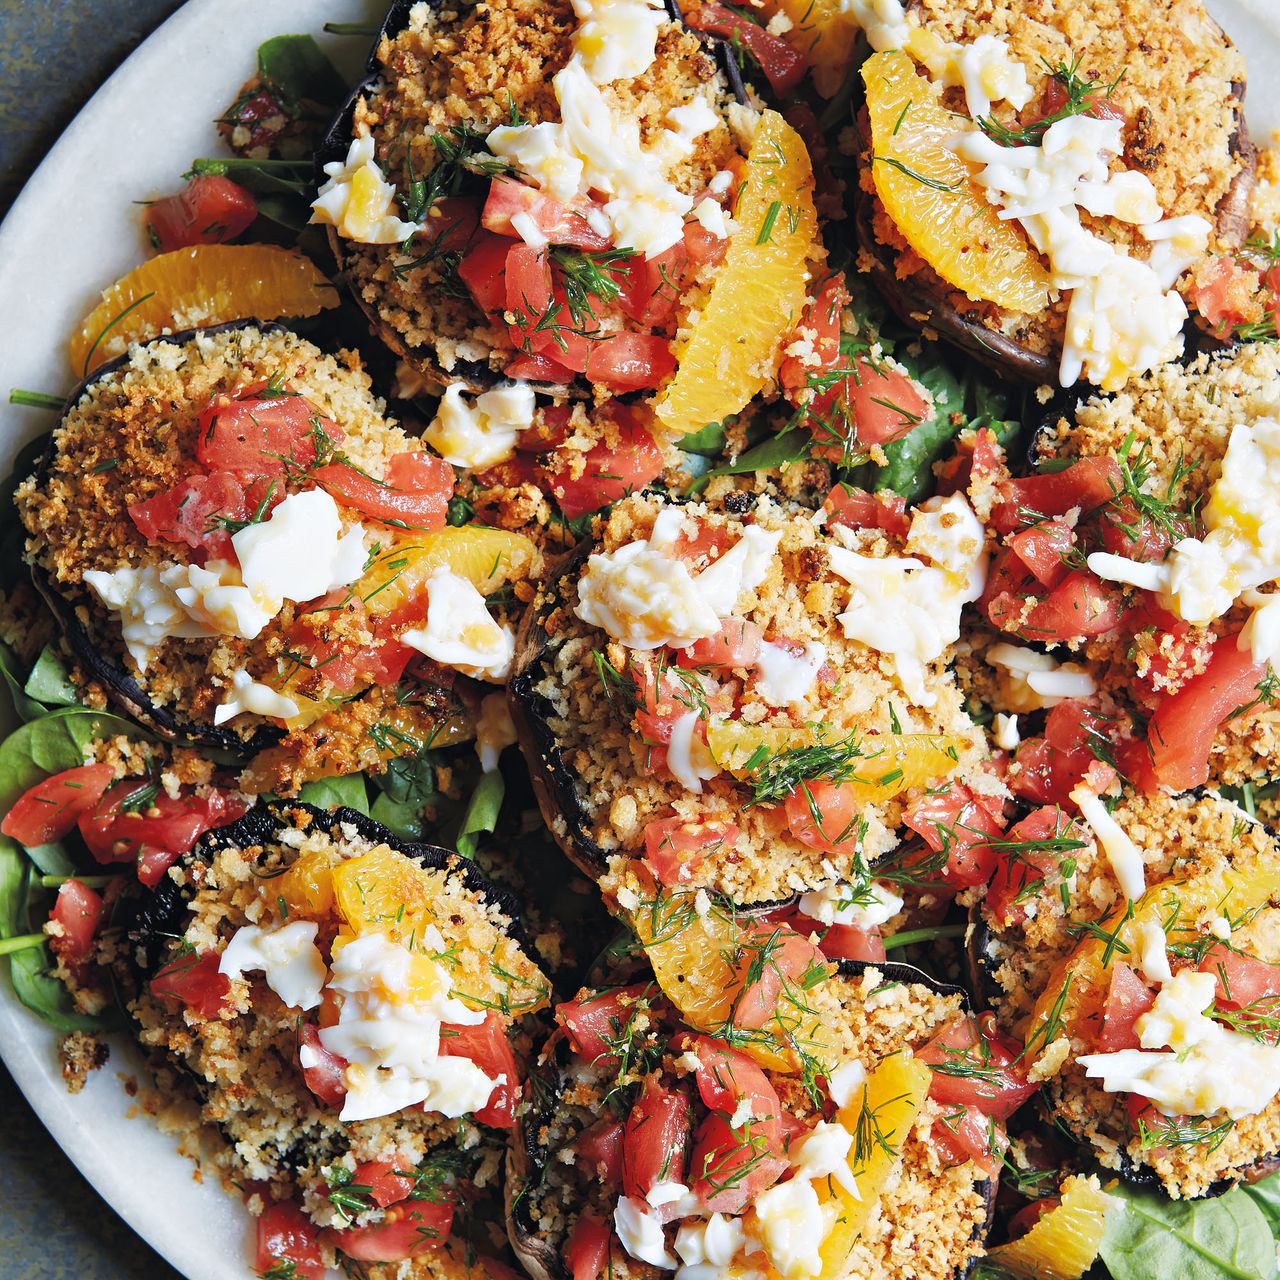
0,2,1276,1277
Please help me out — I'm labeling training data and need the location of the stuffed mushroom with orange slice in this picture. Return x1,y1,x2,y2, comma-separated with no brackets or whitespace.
312,0,830,524
507,953,1023,1280
972,786,1280,1199
119,801,551,1278
849,0,1254,390
509,489,993,915
16,324,538,790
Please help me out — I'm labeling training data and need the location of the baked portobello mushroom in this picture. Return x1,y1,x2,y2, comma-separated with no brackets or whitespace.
314,0,751,396
507,957,1002,1280
975,787,1280,1198
973,340,1280,796
15,322,535,792
852,0,1256,390
114,800,551,1275
508,489,991,911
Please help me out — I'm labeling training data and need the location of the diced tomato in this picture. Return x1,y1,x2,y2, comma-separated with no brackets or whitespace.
1093,963,1156,1053
780,274,849,394
685,1035,783,1127
730,921,828,1030
671,522,737,565
255,1201,325,1280
904,782,1005,888
196,382,338,479
1199,943,1280,1012
145,174,257,253
1009,701,1116,809
414,196,481,254
919,1012,1038,1120
684,214,729,269
458,231,511,313
557,984,654,1067
128,471,251,563
1,763,115,846
643,815,740,886
1099,494,1186,564
823,484,910,539
565,1213,616,1280
810,355,929,458
325,1198,453,1261
1007,519,1075,589
504,242,553,348
618,241,687,327
515,405,574,454
782,779,860,853
481,177,610,249
682,618,763,670
930,1102,1005,1178
351,1162,416,1209
585,333,676,393
1039,76,1125,124
985,806,1084,925
990,457,1121,534
574,1119,625,1187
685,3,807,96
819,923,888,962
1191,254,1262,337
150,949,230,1019
1143,638,1269,791
1013,571,1125,643
1007,1198,1059,1241
298,1021,348,1107
545,411,664,519
936,427,1005,499
48,880,105,973
503,350,578,383
314,449,453,532
438,1012,519,1128
79,782,248,886
688,1110,788,1215
622,1082,690,1199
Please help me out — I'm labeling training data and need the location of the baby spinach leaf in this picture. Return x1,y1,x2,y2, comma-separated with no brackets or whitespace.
370,792,425,841
297,773,370,816
1241,1169,1280,1236
454,769,505,859
688,427,811,494
0,643,46,724
256,34,347,113
23,646,78,709
677,420,730,458
0,837,105,1033
0,706,148,815
375,749,440,809
1100,1180,1276,1280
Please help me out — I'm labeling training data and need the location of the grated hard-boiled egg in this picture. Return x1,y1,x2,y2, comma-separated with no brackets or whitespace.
219,921,326,1011
213,667,300,726
232,489,368,613
424,381,536,471
318,930,499,1124
571,0,666,83
1069,785,1145,901
401,568,515,681
311,135,422,244
1079,966,1280,1120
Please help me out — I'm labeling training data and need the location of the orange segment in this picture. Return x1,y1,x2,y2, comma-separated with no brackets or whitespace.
331,845,442,951
359,527,538,616
276,845,342,920
818,1051,931,1271
69,244,340,377
986,1175,1114,1280
655,109,818,438
863,50,1052,314
1025,860,1280,1069
706,721,965,801
766,0,857,98
628,887,836,1075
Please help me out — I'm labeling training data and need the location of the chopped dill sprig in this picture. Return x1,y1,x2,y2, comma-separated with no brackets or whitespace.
977,55,1125,149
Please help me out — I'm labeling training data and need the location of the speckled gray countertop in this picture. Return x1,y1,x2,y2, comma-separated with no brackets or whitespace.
1,7,187,1275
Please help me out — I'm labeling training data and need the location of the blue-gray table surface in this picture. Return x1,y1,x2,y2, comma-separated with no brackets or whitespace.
2,3,187,1276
